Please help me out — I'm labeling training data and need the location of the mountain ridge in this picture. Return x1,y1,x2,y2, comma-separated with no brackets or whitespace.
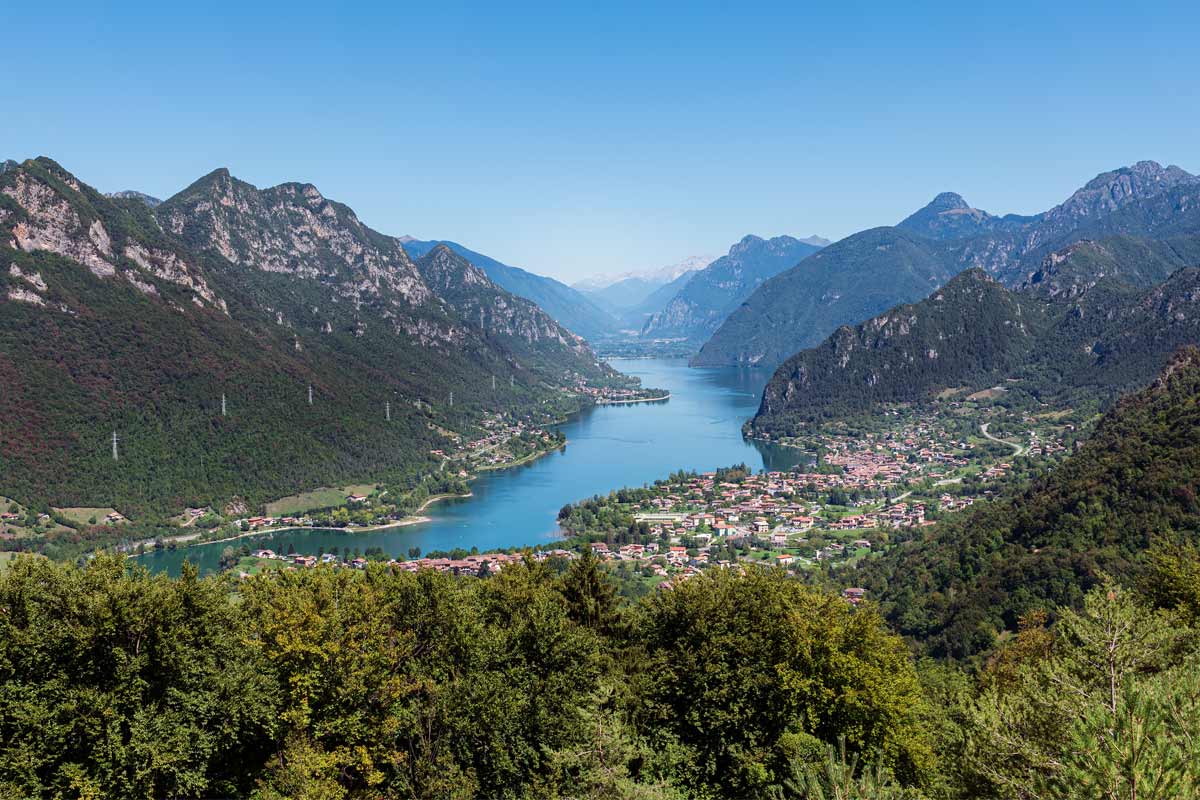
0,157,617,515
400,239,619,340
750,234,1200,434
641,234,824,342
695,161,1200,368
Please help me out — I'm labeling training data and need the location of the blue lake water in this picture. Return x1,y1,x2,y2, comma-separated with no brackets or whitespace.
136,358,804,575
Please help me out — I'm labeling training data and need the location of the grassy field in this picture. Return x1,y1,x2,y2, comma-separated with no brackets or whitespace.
230,555,288,577
53,507,121,526
265,485,377,517
266,489,349,516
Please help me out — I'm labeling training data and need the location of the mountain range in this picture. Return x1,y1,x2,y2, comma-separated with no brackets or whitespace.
641,235,826,342
694,161,1200,368
0,158,619,514
575,259,709,332
573,254,715,293
399,239,618,340
751,231,1200,435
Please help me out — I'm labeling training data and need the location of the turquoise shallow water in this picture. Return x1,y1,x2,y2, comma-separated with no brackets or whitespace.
136,358,805,575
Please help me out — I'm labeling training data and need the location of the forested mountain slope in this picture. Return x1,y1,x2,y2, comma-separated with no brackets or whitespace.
401,238,619,340
692,227,962,366
750,236,1200,432
696,161,1200,368
0,158,614,515
641,234,823,342
850,348,1200,659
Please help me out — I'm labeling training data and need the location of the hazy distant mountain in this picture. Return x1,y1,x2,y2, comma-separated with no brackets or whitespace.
106,189,163,207
572,255,714,331
0,157,615,514
401,239,618,340
574,255,715,293
641,235,825,341
695,161,1200,368
580,276,674,315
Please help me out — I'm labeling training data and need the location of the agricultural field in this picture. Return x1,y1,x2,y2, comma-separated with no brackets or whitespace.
264,485,378,517
52,507,123,526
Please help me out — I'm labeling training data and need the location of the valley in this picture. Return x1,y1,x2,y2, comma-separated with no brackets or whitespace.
9,8,1200,797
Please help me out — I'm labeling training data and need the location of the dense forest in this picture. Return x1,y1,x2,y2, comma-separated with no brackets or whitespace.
4,355,1200,797
3,541,1200,798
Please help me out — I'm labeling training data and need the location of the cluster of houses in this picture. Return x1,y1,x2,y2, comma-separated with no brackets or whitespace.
430,412,558,471
243,515,309,531
571,379,661,404
980,462,1013,481
629,470,969,543
245,547,578,578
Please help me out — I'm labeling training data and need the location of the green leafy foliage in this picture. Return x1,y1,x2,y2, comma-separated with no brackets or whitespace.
632,569,935,796
852,348,1200,659
0,556,939,799
960,581,1200,799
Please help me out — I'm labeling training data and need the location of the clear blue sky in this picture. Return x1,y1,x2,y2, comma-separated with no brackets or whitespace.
3,1,1197,282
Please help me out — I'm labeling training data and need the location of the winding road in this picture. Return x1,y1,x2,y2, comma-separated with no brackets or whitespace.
980,422,1027,457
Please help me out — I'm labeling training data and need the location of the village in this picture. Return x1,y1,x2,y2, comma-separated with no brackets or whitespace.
231,545,579,579
569,378,670,404
558,409,1074,598
138,405,1076,592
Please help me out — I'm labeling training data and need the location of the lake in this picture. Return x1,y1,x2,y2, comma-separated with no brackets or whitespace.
137,358,805,575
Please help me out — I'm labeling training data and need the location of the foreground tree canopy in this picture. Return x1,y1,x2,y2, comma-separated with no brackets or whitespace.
3,549,1200,799
0,555,929,799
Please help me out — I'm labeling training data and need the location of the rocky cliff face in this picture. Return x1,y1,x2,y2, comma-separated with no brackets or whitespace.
106,190,162,207
154,169,604,380
159,168,433,304
2,159,223,312
402,239,620,341
414,244,595,368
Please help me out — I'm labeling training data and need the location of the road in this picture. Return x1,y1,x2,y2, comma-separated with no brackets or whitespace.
980,422,1026,457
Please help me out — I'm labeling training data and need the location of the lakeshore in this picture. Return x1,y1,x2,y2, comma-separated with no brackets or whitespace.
134,359,801,575
594,392,671,405
132,491,475,557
